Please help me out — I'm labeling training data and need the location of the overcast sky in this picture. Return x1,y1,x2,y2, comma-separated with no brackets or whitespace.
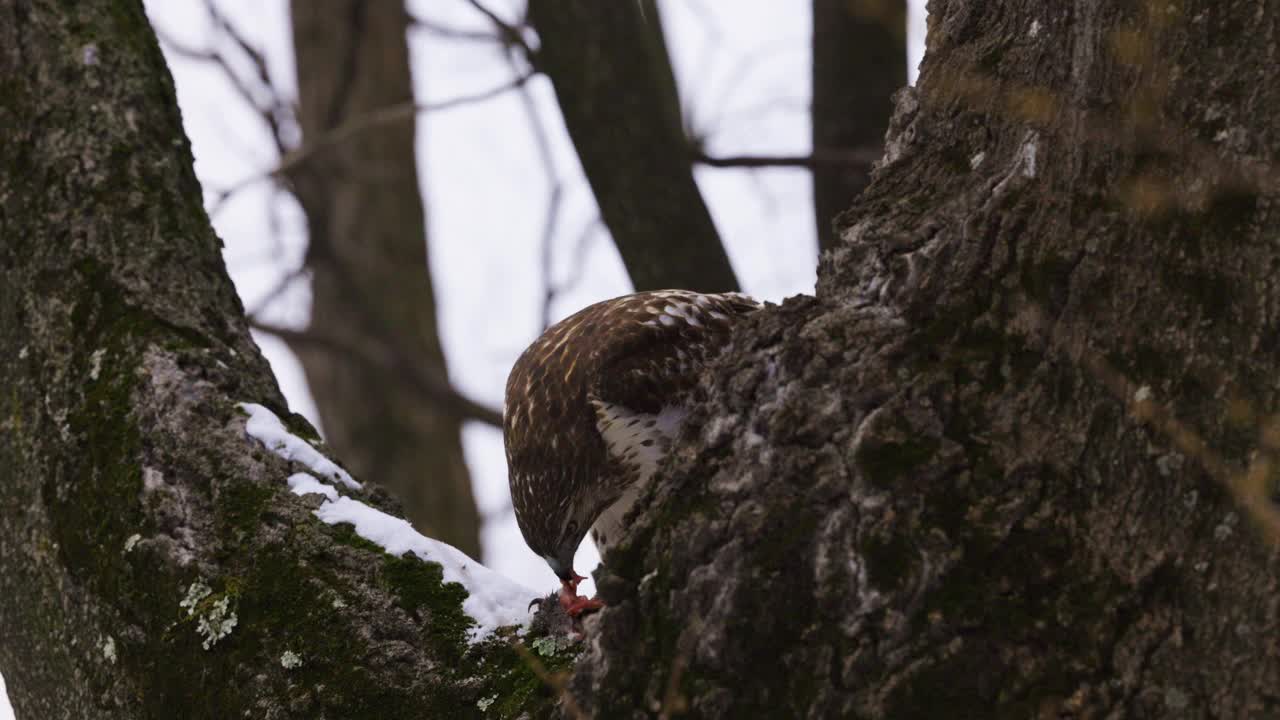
1,3,925,714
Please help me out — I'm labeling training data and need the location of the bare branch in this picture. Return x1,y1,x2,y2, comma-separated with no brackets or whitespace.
538,183,565,330
249,320,504,429
155,28,287,156
464,0,536,58
207,72,534,212
405,10,501,42
694,146,882,170
277,72,534,177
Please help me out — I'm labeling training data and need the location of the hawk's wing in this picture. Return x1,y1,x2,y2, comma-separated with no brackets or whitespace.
587,290,760,481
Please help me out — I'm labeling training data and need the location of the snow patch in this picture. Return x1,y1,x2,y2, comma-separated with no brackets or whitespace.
313,496,534,642
239,403,359,489
1029,19,1042,37
238,401,535,642
123,533,142,554
287,472,338,501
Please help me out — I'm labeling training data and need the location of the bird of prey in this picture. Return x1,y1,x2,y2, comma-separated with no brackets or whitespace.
504,290,761,615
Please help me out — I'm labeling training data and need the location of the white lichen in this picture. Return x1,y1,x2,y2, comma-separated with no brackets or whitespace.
180,579,238,650
89,348,106,381
530,635,566,657
1133,385,1153,403
1029,19,1042,37
1214,512,1238,542
280,650,303,669
180,579,212,613
332,597,347,609
100,635,117,665
123,533,142,554
1021,134,1039,178
476,695,497,712
969,151,986,170
196,597,238,650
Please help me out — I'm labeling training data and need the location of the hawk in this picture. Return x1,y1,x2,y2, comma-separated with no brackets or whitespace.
504,290,760,614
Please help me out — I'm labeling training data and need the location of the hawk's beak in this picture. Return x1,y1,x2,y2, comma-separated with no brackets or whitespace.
558,569,587,591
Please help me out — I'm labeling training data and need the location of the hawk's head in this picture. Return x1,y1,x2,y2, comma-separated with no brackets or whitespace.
507,480,607,582
503,290,761,590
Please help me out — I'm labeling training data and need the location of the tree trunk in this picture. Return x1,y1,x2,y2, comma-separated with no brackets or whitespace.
572,0,1280,716
287,1,480,558
812,0,906,254
0,2,553,717
528,0,741,293
6,0,1280,717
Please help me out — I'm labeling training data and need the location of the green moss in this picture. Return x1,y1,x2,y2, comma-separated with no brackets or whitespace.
383,555,472,658
282,411,324,445
326,523,385,555
219,481,277,539
469,635,575,719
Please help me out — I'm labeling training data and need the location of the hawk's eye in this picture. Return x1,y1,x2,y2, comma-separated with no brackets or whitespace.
566,520,579,536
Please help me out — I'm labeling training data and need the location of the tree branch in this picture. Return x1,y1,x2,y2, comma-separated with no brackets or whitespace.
693,146,883,170
248,320,503,429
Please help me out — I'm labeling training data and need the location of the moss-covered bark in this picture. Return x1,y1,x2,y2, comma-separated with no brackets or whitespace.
572,1,1280,716
6,0,1280,717
0,2,556,717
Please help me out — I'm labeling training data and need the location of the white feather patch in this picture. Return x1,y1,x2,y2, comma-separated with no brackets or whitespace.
590,398,686,485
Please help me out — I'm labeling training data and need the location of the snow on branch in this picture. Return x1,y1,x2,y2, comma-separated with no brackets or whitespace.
239,403,535,642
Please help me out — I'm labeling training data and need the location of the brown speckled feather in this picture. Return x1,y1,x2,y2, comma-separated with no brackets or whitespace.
504,290,759,564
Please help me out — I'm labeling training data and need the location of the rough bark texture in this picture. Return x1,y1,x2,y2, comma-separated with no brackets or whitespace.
0,2,556,717
812,0,906,253
528,0,741,293
287,1,480,558
6,0,1280,717
573,0,1280,717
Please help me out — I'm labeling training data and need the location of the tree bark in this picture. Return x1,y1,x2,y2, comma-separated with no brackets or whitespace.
287,1,480,558
0,2,553,717
7,0,1280,717
528,0,741,293
812,0,906,254
573,0,1280,716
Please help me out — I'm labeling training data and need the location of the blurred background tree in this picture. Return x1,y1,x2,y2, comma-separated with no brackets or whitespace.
143,0,913,585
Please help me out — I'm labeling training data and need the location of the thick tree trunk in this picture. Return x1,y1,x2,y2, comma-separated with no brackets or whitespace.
528,0,741,293
573,0,1280,716
812,0,906,253
287,1,480,558
7,0,1280,717
0,2,553,717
